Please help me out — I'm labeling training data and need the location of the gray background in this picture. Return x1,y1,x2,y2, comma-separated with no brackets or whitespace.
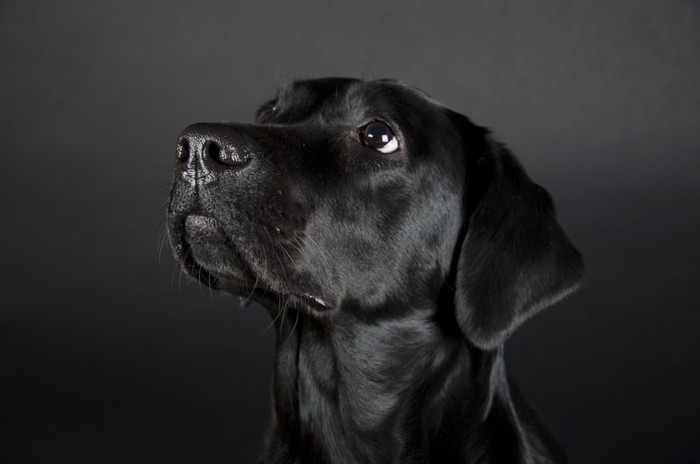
1,0,699,462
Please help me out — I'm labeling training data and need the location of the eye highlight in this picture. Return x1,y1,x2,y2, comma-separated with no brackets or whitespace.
359,121,399,154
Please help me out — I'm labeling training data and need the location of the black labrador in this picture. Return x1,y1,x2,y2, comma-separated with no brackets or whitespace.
167,78,584,463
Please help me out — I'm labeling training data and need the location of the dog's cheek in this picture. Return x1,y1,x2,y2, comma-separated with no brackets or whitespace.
295,214,401,306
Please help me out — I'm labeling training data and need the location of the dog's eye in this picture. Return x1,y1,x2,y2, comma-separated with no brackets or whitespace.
258,106,276,123
360,121,399,154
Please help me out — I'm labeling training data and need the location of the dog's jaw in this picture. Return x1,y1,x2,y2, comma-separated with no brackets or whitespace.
168,210,335,314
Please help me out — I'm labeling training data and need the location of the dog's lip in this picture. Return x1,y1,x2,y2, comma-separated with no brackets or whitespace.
302,294,329,308
177,213,255,290
173,215,221,287
174,213,332,311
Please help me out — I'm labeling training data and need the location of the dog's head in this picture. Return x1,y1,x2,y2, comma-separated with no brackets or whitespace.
167,78,583,349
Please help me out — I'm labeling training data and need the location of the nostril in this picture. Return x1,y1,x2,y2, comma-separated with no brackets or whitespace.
176,138,189,161
205,141,221,161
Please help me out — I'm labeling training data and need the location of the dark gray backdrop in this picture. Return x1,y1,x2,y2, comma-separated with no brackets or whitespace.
1,1,699,462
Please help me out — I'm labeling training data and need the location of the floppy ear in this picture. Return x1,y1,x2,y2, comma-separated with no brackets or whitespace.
455,134,585,350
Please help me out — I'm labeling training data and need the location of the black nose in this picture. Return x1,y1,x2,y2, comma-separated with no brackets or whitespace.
176,123,249,168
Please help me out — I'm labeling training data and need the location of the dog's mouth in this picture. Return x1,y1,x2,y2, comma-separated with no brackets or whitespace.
171,213,330,311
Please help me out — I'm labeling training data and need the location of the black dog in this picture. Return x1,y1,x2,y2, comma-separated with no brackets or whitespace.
167,78,584,463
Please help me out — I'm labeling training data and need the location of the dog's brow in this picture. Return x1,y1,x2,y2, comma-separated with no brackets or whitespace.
276,78,294,101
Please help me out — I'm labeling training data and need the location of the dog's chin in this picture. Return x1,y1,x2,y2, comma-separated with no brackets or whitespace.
173,215,247,288
173,214,332,313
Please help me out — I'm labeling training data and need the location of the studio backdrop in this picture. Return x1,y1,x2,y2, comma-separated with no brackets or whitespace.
1,1,699,463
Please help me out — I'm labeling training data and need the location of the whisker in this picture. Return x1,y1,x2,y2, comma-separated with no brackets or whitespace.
157,225,169,264
258,300,285,338
197,260,203,292
279,243,297,269
280,295,293,343
207,270,216,307
284,303,300,345
278,295,289,342
177,246,193,290
263,226,288,281
241,270,259,307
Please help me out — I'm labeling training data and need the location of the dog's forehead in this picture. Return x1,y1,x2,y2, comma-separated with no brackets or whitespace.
270,78,439,123
280,77,361,101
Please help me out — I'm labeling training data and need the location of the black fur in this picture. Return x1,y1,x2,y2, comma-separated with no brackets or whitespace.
167,77,584,463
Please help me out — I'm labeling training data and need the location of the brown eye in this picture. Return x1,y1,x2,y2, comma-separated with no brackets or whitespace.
360,121,399,153
257,106,276,123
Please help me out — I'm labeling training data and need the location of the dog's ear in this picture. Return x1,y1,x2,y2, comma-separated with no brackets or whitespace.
454,124,584,350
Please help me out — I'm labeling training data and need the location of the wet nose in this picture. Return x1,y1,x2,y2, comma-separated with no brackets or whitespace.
175,123,249,169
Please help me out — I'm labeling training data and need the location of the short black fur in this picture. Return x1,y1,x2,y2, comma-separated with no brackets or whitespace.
167,77,584,463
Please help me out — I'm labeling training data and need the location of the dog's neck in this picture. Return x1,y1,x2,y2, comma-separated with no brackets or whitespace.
261,304,540,464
